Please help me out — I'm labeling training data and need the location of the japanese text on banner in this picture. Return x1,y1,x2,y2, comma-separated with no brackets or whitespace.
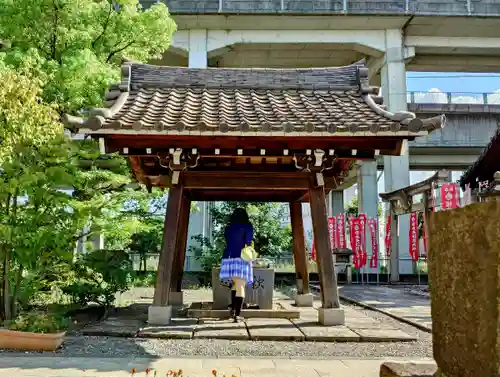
358,214,367,267
440,183,460,210
351,219,363,269
336,213,346,249
409,212,419,262
385,216,391,257
328,217,337,249
368,218,379,269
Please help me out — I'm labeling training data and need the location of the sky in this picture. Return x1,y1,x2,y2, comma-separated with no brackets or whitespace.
406,72,500,94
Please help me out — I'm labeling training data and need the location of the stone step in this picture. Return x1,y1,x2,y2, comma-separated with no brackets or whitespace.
187,301,300,319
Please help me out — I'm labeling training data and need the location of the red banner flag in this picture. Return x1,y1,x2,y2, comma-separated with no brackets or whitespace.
349,216,355,250
351,218,363,269
368,218,379,268
328,217,337,249
336,213,346,249
385,216,391,257
409,212,419,262
311,241,316,261
358,213,367,267
440,183,460,210
422,224,427,260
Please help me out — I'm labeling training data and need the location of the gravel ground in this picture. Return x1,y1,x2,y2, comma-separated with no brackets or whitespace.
0,300,432,359
397,284,431,298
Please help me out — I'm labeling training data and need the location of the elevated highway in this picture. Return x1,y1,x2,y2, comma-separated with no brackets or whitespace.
407,92,500,170
137,0,500,276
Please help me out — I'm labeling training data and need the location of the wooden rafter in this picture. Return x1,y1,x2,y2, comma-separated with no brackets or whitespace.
181,171,337,191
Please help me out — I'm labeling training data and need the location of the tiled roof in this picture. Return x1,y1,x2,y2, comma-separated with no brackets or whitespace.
63,61,445,136
460,128,500,189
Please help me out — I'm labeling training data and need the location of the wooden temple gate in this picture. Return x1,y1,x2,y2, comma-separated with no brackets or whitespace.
64,61,445,325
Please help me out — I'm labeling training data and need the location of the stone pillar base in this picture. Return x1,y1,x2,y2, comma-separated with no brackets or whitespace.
168,291,184,306
318,308,345,326
346,265,352,284
295,293,314,307
148,305,173,325
296,279,304,294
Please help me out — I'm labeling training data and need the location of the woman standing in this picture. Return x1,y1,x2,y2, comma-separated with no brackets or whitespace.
219,208,254,322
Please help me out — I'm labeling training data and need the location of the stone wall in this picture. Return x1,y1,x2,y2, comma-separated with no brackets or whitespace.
428,201,500,377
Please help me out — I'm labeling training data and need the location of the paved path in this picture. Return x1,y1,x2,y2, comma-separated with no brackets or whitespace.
0,356,435,377
339,286,432,332
96,288,417,342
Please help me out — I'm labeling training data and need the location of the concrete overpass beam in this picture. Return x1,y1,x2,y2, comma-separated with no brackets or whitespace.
381,29,410,282
172,30,189,53
205,29,387,55
188,30,208,68
405,36,500,50
368,46,414,81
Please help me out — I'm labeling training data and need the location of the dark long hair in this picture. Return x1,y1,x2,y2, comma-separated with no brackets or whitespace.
228,207,250,226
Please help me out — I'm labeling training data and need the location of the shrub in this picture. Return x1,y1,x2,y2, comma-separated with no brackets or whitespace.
5,313,69,334
62,249,133,307
132,272,156,287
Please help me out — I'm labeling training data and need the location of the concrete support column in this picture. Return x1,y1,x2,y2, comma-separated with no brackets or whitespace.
331,191,344,217
188,29,208,68
357,161,379,274
184,29,210,273
381,29,410,282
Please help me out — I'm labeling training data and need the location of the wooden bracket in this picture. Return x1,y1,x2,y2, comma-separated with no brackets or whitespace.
316,173,325,187
294,150,336,173
158,148,200,171
293,154,312,172
172,171,180,185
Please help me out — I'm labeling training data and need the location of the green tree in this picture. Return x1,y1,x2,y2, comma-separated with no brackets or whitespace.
0,1,177,317
127,227,163,272
0,0,176,114
344,196,383,218
0,67,78,320
191,202,292,272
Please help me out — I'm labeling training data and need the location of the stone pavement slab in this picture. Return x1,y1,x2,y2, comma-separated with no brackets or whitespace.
246,318,305,341
194,319,249,340
380,361,437,377
346,316,399,330
292,320,360,342
352,328,417,342
80,318,144,337
0,356,436,377
138,318,197,339
339,285,432,332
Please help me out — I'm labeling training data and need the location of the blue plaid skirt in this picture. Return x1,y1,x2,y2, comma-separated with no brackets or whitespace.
220,258,253,286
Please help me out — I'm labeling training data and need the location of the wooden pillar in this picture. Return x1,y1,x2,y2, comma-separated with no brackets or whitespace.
309,185,340,309
170,195,191,293
290,201,309,294
153,182,184,307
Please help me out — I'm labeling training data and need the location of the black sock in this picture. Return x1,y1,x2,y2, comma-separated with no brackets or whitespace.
234,296,244,317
